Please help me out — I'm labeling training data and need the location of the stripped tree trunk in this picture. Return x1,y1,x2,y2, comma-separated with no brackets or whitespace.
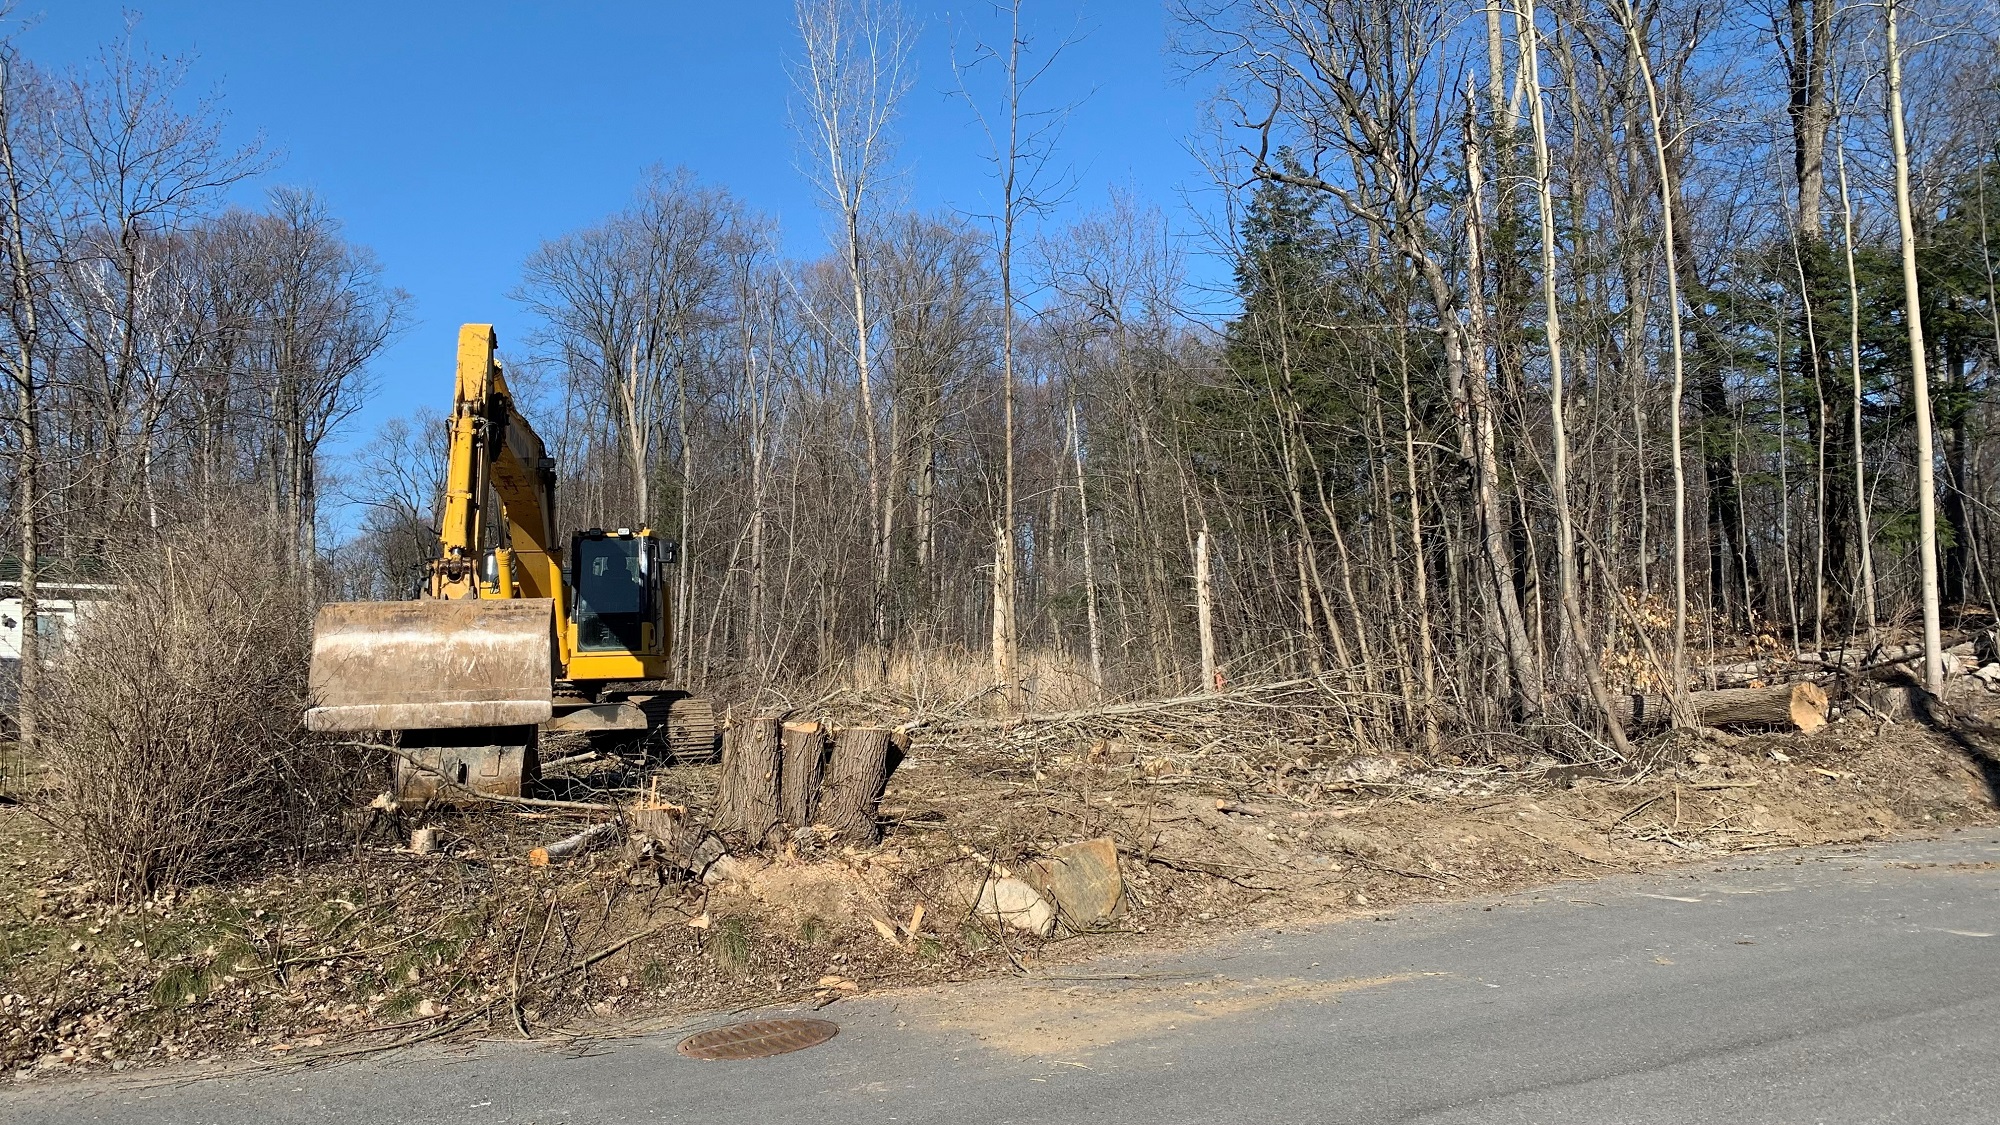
1884,0,1943,693
1196,526,1218,693
1614,0,1692,723
1836,142,1880,640
1519,0,1634,755
1069,399,1104,694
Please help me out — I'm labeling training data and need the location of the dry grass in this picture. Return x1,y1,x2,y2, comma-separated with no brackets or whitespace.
35,520,354,902
840,645,1106,717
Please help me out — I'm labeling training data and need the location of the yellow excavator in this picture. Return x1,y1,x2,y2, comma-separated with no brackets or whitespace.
305,324,715,803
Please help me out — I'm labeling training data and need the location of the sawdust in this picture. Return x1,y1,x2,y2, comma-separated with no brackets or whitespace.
902,971,1430,1056
733,860,894,926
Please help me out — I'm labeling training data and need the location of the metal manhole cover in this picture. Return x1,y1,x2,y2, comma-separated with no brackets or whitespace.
677,1018,839,1060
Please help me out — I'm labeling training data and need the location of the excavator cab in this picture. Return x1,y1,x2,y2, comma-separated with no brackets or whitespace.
305,325,712,806
565,528,671,678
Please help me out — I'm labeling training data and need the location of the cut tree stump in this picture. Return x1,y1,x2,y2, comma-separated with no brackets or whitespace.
716,715,783,846
628,803,750,884
1616,682,1829,733
780,721,827,828
818,726,902,845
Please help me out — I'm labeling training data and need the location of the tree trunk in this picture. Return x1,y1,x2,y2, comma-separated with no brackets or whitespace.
1463,94,1543,717
716,714,782,846
1614,0,1693,723
1782,0,1835,241
1519,0,1634,756
818,725,900,845
779,720,827,828
1395,335,1439,751
1884,0,1943,693
991,525,1019,703
1069,399,1104,694
1195,526,1218,692
0,57,39,756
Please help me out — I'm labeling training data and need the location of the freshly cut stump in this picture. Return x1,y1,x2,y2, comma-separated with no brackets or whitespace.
677,1018,839,1060
780,721,827,828
818,726,901,845
716,715,783,845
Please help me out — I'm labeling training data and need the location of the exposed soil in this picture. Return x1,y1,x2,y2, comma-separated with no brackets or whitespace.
4,697,1997,1085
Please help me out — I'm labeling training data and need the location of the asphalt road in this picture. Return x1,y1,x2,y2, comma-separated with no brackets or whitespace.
8,831,1998,1125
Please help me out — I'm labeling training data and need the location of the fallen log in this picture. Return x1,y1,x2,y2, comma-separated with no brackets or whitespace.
1615,682,1828,734
528,821,620,866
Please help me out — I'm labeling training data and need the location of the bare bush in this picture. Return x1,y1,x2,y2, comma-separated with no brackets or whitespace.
36,518,353,901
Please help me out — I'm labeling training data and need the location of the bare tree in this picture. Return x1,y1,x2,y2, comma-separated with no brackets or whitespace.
1611,0,1693,720
956,0,1080,706
793,0,912,660
0,47,43,751
1517,0,1633,754
1883,0,1943,691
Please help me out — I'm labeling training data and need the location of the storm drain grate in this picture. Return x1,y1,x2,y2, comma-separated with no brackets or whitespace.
677,1018,839,1060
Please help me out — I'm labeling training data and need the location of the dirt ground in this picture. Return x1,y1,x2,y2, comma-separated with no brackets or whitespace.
4,697,1998,1084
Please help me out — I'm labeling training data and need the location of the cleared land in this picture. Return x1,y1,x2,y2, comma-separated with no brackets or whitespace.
4,688,1996,1082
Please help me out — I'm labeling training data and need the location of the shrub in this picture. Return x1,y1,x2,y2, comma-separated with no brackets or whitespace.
37,520,353,900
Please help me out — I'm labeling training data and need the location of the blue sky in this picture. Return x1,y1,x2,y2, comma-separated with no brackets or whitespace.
21,1,1226,450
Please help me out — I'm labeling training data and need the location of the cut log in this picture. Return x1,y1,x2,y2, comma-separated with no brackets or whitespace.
715,715,783,846
780,721,827,828
818,726,902,845
528,821,620,866
1615,682,1829,734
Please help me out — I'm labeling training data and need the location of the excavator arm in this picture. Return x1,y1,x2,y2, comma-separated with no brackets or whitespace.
431,324,563,606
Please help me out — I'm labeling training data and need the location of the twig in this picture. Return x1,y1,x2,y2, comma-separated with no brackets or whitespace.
911,678,1371,733
1140,850,1276,890
1610,793,1664,828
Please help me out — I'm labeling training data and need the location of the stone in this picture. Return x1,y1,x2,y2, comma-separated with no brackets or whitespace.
1024,837,1126,931
973,876,1055,937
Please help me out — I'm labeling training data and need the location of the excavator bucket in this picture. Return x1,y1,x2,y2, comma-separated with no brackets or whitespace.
305,599,556,804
